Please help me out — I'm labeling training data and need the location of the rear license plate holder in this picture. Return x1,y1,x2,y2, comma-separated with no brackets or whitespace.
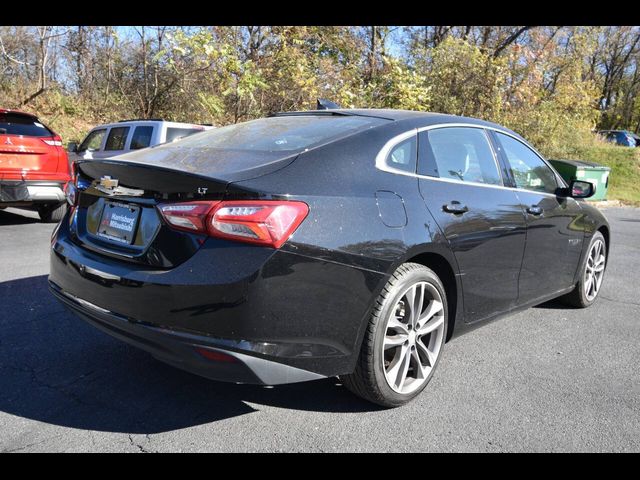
96,201,141,245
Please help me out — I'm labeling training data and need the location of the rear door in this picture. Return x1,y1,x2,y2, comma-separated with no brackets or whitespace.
491,131,584,303
128,125,155,151
417,126,527,322
98,126,131,158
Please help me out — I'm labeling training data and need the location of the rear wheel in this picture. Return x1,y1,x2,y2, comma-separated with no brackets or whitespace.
561,231,607,308
38,203,66,223
340,263,447,407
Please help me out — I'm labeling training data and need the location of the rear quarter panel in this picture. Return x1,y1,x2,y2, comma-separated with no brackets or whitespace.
225,121,462,367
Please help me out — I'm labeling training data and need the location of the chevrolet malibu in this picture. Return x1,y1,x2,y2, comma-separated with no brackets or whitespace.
49,109,610,407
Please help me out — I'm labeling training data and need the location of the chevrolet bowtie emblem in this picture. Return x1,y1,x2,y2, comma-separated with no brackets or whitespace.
99,176,119,189
95,176,144,197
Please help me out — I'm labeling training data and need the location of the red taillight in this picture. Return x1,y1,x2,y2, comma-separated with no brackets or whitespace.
158,201,220,233
158,200,309,249
211,201,309,248
42,135,63,147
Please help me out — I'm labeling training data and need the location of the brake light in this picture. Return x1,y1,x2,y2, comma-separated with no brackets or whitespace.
158,200,309,249
159,201,220,232
42,135,63,147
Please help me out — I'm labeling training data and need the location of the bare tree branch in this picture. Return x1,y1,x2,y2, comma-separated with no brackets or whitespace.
493,26,537,57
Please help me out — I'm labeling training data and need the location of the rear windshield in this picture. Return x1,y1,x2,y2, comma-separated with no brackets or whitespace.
0,113,52,137
166,127,204,143
170,115,387,152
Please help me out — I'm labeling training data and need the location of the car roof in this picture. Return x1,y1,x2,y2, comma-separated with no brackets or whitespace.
275,108,521,137
0,108,38,118
90,120,211,130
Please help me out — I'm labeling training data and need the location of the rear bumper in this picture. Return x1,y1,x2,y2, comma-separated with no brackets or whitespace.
49,209,387,382
0,180,66,204
49,281,326,385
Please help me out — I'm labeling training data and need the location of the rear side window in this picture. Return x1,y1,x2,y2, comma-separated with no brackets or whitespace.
419,127,502,185
79,129,106,152
165,127,203,143
104,127,130,151
171,115,387,152
384,136,417,173
130,126,154,150
0,113,52,137
496,132,558,194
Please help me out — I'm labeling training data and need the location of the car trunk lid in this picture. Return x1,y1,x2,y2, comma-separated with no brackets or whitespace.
72,150,297,268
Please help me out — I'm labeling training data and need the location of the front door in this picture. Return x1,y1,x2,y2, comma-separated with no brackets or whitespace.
417,126,527,323
491,131,584,304
74,128,107,161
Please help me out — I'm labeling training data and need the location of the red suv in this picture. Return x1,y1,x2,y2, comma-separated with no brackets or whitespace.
0,109,70,222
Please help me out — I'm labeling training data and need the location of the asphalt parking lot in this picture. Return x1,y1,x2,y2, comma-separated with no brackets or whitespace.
0,206,639,452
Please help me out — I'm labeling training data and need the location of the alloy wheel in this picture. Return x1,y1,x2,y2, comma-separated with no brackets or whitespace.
584,238,606,302
382,281,445,394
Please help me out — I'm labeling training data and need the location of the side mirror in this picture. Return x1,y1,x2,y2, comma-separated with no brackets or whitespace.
67,142,78,153
568,180,595,199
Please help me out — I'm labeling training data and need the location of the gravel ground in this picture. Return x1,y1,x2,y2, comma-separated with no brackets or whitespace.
0,205,638,452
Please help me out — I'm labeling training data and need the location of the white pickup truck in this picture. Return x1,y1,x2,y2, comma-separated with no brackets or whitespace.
68,119,214,161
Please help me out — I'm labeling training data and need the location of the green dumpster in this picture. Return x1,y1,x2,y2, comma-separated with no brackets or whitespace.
548,159,611,201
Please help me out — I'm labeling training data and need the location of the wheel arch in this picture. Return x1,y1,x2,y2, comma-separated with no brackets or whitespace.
597,224,610,257
403,249,461,342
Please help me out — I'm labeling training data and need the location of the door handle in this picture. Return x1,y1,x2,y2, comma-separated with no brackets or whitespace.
443,202,469,214
526,205,543,216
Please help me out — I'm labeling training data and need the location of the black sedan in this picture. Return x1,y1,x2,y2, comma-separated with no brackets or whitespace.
49,109,610,407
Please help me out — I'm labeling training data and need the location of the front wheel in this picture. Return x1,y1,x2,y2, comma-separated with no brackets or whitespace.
340,263,447,407
561,231,607,308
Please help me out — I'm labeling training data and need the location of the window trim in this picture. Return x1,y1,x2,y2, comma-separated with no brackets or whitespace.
375,122,567,196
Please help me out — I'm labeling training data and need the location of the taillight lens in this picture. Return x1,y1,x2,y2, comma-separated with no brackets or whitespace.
158,200,309,249
159,201,219,233
42,135,63,147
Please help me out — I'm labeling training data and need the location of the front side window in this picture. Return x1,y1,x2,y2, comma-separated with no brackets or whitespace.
420,127,502,185
104,126,130,151
496,132,558,194
130,126,154,150
79,129,107,152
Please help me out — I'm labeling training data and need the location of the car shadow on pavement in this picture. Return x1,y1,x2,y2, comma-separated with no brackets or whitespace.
0,209,39,225
0,275,381,435
533,298,577,310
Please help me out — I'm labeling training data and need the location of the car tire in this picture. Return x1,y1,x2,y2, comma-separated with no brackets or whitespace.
38,203,67,223
340,262,448,408
561,231,607,308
